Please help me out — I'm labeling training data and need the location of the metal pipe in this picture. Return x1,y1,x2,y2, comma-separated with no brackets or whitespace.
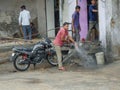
45,0,48,37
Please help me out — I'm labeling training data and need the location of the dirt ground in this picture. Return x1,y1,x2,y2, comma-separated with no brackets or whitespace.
0,60,120,90
0,39,120,90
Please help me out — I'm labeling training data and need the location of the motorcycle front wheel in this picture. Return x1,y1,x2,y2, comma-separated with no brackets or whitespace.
13,54,30,71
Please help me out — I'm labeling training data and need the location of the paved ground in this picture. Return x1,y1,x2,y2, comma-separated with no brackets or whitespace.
0,60,120,90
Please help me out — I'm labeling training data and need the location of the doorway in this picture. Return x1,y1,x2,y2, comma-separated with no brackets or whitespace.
87,0,99,41
54,0,60,35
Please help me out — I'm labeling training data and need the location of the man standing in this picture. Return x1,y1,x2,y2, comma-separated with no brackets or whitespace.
87,0,98,40
72,5,81,43
19,5,32,41
53,22,76,71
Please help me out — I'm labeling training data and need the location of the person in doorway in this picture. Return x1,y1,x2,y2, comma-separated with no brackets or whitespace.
19,5,32,42
53,22,77,71
72,5,81,43
86,0,98,41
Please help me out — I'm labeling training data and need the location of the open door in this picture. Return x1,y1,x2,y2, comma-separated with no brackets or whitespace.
87,0,99,41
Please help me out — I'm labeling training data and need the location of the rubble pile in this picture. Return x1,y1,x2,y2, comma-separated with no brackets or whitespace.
62,41,104,68
79,41,104,68
82,41,103,55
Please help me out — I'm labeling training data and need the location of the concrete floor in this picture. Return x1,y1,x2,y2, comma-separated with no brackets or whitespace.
0,61,120,90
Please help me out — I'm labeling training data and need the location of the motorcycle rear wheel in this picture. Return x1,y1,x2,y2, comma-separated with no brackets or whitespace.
47,53,58,66
13,55,30,71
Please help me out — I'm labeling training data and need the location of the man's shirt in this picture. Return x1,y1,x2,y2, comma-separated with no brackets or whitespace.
19,10,31,26
72,11,80,28
89,5,98,21
53,28,68,46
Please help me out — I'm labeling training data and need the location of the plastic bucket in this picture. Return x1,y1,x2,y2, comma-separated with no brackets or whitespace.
95,52,105,65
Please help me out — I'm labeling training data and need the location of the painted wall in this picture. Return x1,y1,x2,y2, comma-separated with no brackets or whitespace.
98,0,106,48
46,0,55,37
99,0,120,59
110,0,120,58
62,0,76,36
68,0,76,36
63,0,69,22
62,0,88,39
78,0,88,40
63,0,76,23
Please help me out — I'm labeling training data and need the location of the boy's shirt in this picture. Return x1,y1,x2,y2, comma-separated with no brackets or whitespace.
72,12,80,29
89,5,98,21
19,10,31,26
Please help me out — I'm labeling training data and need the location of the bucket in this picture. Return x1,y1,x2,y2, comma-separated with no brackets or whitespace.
95,52,105,65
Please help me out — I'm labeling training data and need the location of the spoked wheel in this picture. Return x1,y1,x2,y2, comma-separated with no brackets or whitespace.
13,54,30,71
47,53,58,66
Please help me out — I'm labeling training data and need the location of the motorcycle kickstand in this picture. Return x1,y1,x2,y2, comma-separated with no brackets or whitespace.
33,64,36,70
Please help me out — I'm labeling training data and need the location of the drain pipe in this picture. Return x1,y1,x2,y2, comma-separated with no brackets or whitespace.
59,0,63,26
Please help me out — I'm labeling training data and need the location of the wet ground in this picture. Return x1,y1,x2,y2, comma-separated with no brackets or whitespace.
0,60,120,90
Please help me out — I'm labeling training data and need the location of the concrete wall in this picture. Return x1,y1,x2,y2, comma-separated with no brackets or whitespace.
46,0,55,38
62,0,76,36
36,0,47,37
99,0,106,48
110,0,120,58
0,0,38,37
99,0,120,59
0,0,47,38
62,0,69,22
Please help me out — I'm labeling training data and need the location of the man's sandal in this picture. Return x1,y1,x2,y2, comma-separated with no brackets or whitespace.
58,67,66,71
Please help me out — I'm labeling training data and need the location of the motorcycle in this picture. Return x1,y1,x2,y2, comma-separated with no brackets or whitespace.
11,38,57,71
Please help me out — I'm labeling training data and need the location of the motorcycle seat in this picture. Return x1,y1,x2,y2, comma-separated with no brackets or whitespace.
15,47,33,52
